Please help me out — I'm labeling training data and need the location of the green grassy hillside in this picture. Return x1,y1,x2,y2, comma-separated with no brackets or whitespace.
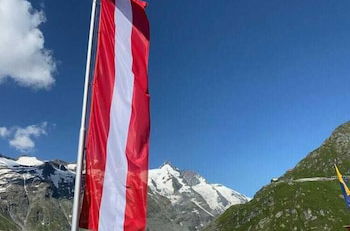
205,122,350,231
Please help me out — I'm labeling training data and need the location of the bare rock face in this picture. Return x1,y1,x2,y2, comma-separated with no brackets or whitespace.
0,156,248,231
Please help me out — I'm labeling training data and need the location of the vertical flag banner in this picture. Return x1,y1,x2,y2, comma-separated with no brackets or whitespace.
79,0,150,230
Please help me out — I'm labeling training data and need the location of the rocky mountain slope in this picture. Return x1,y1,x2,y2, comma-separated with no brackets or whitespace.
205,122,350,231
0,155,74,231
147,163,249,230
0,155,248,231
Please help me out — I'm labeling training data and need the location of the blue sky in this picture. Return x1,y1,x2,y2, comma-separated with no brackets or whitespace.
1,0,350,197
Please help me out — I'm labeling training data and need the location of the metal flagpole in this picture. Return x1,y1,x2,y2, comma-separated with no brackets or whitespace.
71,0,97,230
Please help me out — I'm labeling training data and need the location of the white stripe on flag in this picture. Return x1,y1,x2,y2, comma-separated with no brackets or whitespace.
98,0,134,230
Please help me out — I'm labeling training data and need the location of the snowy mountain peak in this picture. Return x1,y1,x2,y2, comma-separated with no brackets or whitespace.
159,161,178,170
148,163,249,226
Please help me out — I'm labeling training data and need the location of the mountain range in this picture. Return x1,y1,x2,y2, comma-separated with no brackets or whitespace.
0,155,248,231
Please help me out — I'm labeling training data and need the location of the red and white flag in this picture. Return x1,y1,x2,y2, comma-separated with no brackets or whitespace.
79,0,150,230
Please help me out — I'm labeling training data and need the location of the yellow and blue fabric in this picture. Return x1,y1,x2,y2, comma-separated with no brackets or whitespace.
335,165,350,208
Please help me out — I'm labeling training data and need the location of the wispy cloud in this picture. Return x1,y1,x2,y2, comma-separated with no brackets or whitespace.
0,127,9,137
0,0,56,89
0,122,48,152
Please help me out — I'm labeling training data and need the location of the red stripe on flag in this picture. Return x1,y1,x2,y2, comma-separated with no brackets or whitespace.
79,0,116,230
123,1,150,230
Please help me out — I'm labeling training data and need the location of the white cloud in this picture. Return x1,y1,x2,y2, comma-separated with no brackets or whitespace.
0,127,9,137
0,122,48,152
9,135,35,151
0,0,56,89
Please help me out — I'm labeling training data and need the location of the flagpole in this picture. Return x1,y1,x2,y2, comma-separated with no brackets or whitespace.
71,0,97,230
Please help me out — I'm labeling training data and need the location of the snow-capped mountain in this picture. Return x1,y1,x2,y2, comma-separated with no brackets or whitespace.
0,155,75,195
0,155,248,231
0,154,75,230
147,162,249,230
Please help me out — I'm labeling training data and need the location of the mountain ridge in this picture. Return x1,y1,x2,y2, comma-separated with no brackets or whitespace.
0,154,248,230
147,162,249,230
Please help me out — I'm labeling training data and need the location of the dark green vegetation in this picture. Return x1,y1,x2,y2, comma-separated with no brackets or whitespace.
0,214,19,231
205,122,350,231
205,180,350,230
282,122,350,179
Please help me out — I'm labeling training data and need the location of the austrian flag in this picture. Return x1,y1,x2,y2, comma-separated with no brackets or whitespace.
79,0,150,230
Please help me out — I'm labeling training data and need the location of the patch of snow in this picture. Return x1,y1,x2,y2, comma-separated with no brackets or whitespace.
0,157,19,167
192,179,223,211
16,156,44,166
192,209,199,215
67,164,77,172
191,199,214,217
0,184,10,193
213,184,250,205
23,174,28,195
0,169,12,175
